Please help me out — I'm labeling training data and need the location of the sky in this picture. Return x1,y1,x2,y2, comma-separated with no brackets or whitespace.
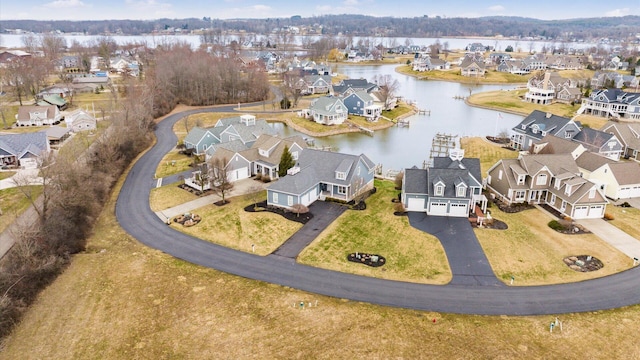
1,0,639,21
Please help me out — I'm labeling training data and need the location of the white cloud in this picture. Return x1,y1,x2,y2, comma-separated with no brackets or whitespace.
488,5,505,12
605,8,630,17
44,0,85,9
251,5,271,12
344,0,360,5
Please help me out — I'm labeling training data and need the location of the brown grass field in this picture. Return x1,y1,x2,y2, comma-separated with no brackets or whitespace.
3,151,640,358
605,204,640,241
460,137,519,175
3,178,640,358
149,182,200,212
0,186,42,234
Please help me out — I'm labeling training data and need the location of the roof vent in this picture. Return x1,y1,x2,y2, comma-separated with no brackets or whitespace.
546,112,552,118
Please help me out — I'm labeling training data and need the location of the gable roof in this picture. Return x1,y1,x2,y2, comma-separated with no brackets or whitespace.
572,127,616,150
532,134,584,155
512,110,579,138
575,151,612,172
268,149,374,194
16,105,58,121
608,162,640,185
183,126,215,146
519,154,579,175
0,132,49,158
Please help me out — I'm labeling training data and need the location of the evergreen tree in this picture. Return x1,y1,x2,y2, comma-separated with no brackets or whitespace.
278,145,295,177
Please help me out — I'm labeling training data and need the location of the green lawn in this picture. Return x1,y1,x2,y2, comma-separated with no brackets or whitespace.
155,150,197,179
298,180,452,284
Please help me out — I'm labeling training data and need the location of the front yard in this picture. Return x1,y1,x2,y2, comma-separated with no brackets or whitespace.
149,182,200,212
298,180,452,284
169,191,302,256
475,206,633,285
605,204,640,241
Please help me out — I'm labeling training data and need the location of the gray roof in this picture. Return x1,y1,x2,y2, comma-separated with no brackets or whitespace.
431,156,482,184
533,134,583,155
183,126,214,146
572,127,615,150
575,151,614,171
404,156,482,197
0,132,48,158
44,126,71,139
512,110,578,138
268,149,375,195
404,168,428,194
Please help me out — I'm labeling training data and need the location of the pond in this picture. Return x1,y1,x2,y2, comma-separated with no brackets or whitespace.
271,64,523,172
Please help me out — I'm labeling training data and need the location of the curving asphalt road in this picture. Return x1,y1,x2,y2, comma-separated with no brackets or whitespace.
115,105,640,316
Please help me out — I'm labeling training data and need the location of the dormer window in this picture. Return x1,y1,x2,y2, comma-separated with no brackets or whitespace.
259,149,269,156
435,184,444,196
565,184,572,195
336,171,346,180
536,174,547,185
457,186,466,197
517,175,525,185
589,188,596,199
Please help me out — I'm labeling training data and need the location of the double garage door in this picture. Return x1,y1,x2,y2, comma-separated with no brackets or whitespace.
618,186,640,199
429,202,468,217
573,205,605,219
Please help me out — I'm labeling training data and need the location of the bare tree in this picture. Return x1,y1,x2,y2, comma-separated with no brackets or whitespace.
209,157,234,204
373,74,400,110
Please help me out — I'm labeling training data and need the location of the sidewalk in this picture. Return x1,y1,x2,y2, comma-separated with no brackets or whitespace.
0,168,43,190
154,177,268,222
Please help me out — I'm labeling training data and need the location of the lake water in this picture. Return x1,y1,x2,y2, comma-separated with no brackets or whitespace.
272,64,522,172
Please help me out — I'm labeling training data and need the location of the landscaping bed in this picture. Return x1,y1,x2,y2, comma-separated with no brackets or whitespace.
178,183,213,197
492,199,534,213
347,252,386,267
563,255,604,272
244,201,313,224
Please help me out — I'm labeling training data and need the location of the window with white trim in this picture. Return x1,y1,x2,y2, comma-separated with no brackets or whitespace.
457,186,466,197
273,192,279,203
536,173,547,185
287,196,293,206
517,174,525,185
550,194,556,203
515,190,526,200
336,172,346,180
435,185,444,196
337,186,346,195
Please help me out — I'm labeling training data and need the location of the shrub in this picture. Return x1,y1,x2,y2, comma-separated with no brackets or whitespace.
394,202,406,213
548,220,565,231
620,202,631,208
604,213,615,221
254,173,262,181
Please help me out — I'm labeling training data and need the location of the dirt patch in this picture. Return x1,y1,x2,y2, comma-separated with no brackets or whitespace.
563,255,604,272
178,183,213,197
472,218,508,230
485,136,510,145
492,199,535,213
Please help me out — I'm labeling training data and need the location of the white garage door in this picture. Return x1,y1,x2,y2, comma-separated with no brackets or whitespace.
228,167,249,182
429,202,447,216
618,186,632,199
632,186,640,198
302,189,318,206
573,205,589,219
407,198,425,211
449,203,468,217
588,205,604,219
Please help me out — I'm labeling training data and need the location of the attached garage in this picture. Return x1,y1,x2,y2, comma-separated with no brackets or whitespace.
588,205,605,218
302,188,319,206
407,197,426,211
227,167,249,182
449,203,469,217
573,205,589,219
618,185,640,199
429,202,447,216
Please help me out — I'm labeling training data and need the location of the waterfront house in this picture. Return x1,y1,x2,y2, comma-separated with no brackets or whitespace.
266,149,375,209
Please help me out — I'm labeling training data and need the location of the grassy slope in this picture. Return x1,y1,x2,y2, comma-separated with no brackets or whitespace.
0,186,42,233
4,178,640,358
298,180,452,284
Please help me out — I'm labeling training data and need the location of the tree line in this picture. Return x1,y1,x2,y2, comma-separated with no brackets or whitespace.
3,15,640,41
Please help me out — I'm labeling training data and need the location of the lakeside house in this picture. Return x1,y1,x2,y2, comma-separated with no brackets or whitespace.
402,149,487,217
486,153,608,219
266,149,375,209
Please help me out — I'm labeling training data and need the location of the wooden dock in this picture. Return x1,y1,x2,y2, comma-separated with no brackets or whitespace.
417,109,430,115
357,125,374,136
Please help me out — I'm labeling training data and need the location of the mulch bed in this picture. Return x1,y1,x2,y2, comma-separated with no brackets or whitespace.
347,252,386,267
486,136,510,145
173,213,201,227
563,255,603,272
471,218,508,230
492,199,534,213
244,201,313,224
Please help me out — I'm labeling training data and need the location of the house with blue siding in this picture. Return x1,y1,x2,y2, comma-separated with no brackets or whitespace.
402,150,486,217
342,90,382,121
0,132,50,169
183,114,274,155
308,97,348,125
267,149,375,209
510,110,582,151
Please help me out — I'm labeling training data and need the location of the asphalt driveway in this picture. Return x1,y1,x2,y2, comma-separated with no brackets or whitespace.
408,213,503,286
271,201,347,259
115,104,640,315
